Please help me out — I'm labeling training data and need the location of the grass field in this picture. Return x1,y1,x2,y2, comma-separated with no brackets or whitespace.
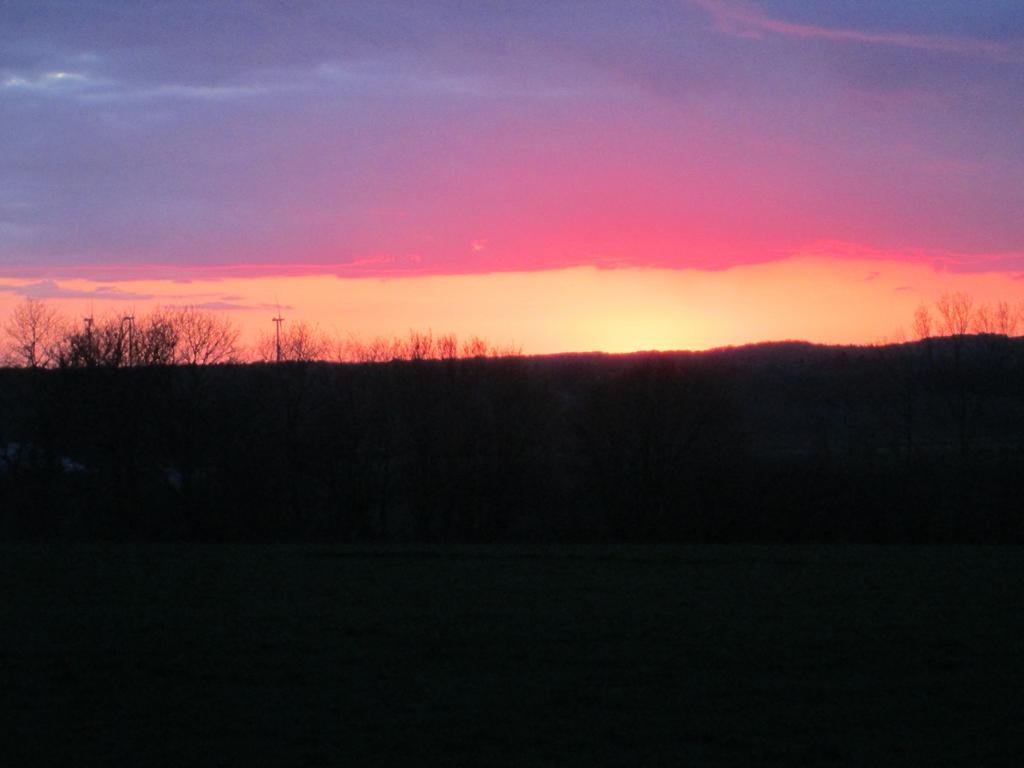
2,543,1022,766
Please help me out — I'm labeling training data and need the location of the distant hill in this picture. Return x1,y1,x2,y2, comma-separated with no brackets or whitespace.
1,335,1022,543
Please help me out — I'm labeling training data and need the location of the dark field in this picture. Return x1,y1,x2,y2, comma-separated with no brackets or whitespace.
3,544,1022,766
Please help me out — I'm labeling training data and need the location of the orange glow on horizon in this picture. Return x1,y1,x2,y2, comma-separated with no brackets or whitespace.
1,257,1022,356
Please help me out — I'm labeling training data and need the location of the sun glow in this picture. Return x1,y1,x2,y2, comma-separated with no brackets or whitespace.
1,256,1022,356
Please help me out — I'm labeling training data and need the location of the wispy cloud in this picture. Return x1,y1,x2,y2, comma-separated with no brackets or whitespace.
0,280,153,301
80,83,269,104
317,61,482,95
1,69,108,94
796,240,1024,274
0,255,401,282
690,0,1021,61
2,65,272,104
170,300,292,312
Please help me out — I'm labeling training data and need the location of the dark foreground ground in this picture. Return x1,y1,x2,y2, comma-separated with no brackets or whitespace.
2,544,1022,766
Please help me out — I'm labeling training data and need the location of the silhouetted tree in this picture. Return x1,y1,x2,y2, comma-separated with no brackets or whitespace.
402,329,436,361
255,320,331,362
341,335,405,363
172,306,240,365
436,333,459,360
133,312,178,366
3,298,65,369
56,316,126,368
461,335,490,358
936,292,974,338
973,300,1018,337
912,303,933,341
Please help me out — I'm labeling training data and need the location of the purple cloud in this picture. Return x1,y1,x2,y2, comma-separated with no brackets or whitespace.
690,0,1022,60
0,280,153,301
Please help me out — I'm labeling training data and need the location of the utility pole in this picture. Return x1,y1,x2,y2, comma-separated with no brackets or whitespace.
272,313,284,363
123,314,135,367
82,314,95,366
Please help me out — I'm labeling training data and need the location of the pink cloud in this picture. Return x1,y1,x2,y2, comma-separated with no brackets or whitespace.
793,240,1024,274
1,240,1023,286
690,0,1021,61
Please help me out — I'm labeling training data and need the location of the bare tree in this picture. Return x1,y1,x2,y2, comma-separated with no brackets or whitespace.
973,300,1018,337
912,303,932,340
256,319,331,362
287,321,331,362
343,335,408,362
935,292,974,337
56,315,127,368
340,330,512,363
254,330,278,362
402,329,435,361
461,335,490,358
974,303,993,335
171,306,239,365
436,333,459,360
490,341,523,357
335,335,361,363
995,301,1019,336
3,298,65,368
54,310,178,368
343,336,380,363
133,311,179,366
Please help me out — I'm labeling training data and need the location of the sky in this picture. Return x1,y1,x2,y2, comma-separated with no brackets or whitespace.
2,0,1023,353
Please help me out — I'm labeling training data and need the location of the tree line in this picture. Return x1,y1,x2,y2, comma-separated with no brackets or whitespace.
1,291,1023,543
1,299,520,369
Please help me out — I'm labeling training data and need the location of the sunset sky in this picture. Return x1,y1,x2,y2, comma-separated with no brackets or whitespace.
2,1,1023,353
